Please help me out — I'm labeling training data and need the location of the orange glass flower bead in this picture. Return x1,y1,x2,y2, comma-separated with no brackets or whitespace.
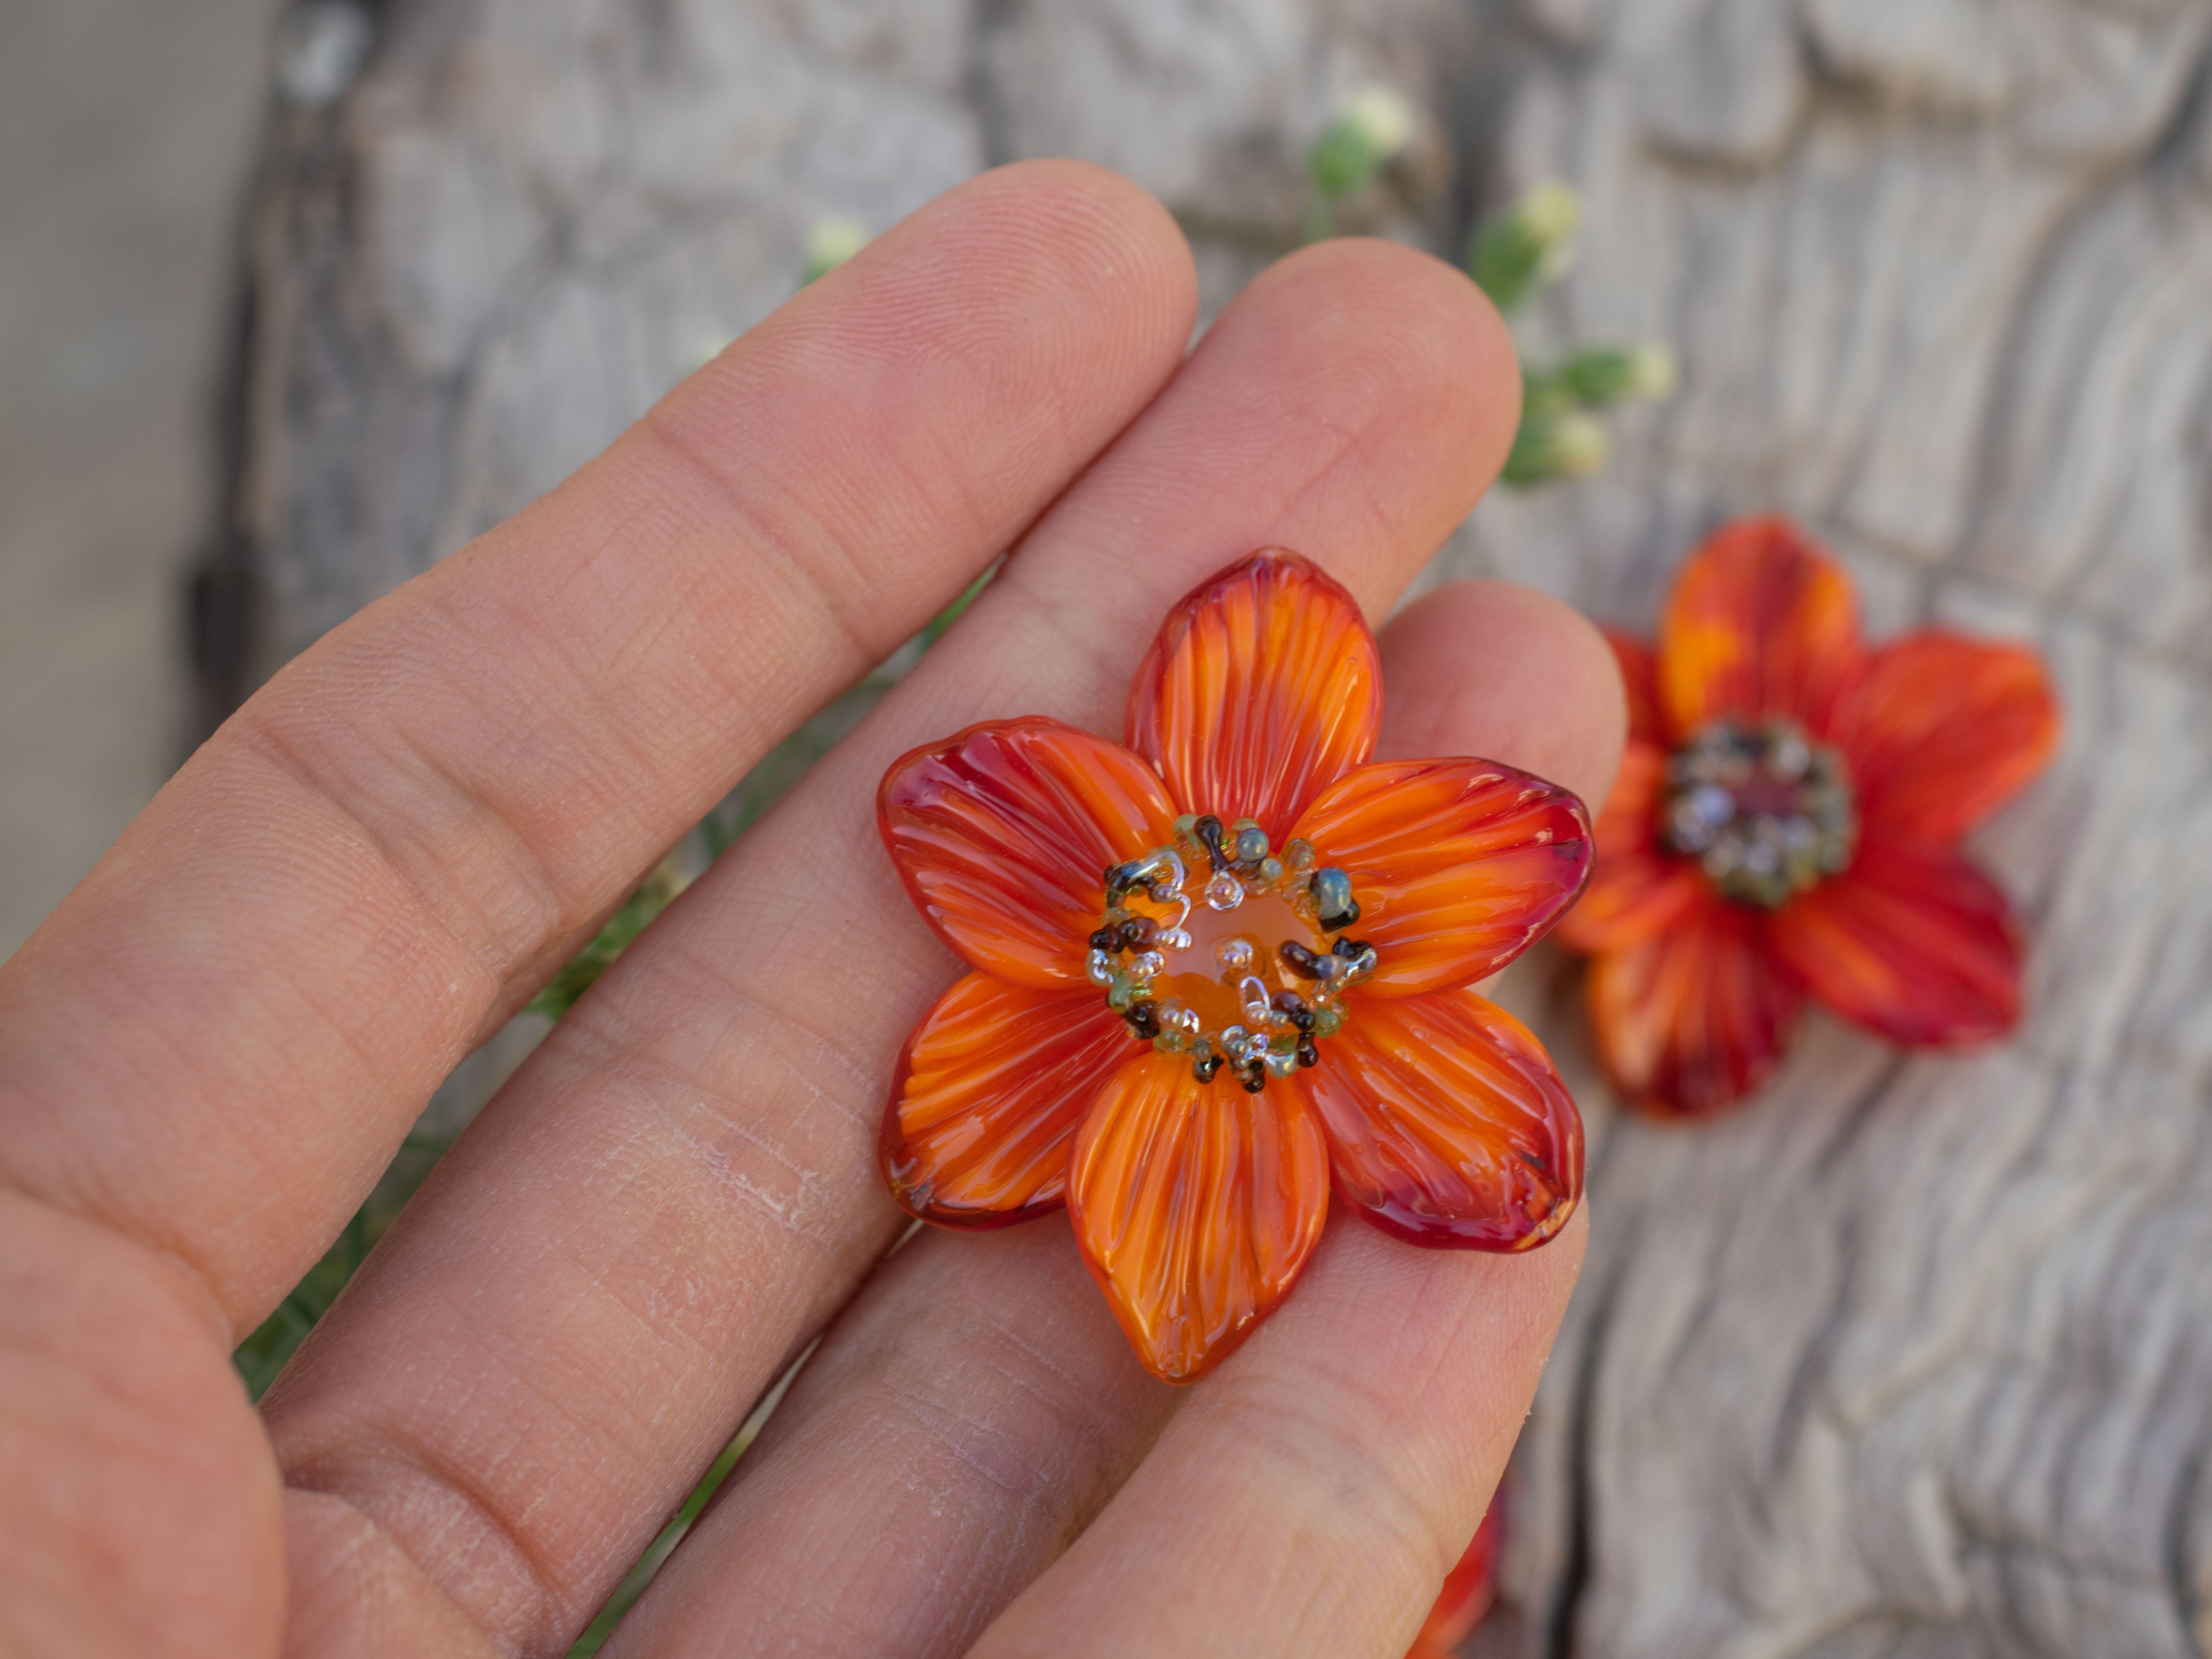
878,551,1593,1382
1558,517,2060,1119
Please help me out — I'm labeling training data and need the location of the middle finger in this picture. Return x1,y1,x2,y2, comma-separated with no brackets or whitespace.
263,236,1517,1654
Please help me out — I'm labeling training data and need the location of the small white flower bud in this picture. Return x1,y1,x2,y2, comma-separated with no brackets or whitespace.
1307,85,1419,204
802,217,871,285
1337,85,1416,163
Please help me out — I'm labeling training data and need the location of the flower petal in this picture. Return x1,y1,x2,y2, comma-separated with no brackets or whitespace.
880,718,1176,988
881,973,1135,1228
1410,1498,1503,1659
1587,893,1801,1118
1659,517,1862,737
1830,631,2059,843
1768,837,2023,1045
1067,1050,1331,1382
1291,758,1592,997
1558,849,1705,954
1594,737,1667,858
1557,739,1701,952
1126,549,1381,834
1296,989,1582,1250
1605,626,1664,745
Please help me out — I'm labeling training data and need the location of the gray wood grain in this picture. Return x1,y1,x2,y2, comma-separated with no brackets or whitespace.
1464,5,2212,1657
232,0,2212,1652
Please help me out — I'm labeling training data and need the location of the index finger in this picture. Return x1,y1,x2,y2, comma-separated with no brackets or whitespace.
0,161,1199,1328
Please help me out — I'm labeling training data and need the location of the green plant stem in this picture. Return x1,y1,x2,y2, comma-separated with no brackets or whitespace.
1301,192,1337,246
562,1342,818,1656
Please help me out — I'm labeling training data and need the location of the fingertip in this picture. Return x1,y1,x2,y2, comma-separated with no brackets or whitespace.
631,158,1200,652
1288,1197,1589,1434
1517,1197,1589,1337
1378,579,1628,810
809,157,1200,393
1244,238,1523,532
971,158,1201,321
952,229,1530,729
959,1186,1590,1659
1177,240,1522,593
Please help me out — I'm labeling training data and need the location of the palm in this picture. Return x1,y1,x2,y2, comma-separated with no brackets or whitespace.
0,164,1617,1659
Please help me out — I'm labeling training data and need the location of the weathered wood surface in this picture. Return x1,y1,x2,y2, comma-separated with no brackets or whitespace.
231,1,2212,1654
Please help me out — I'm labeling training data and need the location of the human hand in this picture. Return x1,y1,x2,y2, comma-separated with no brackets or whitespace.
0,162,1623,1659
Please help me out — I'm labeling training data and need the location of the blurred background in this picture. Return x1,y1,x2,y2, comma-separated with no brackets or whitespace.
12,2,2212,1655
0,0,277,957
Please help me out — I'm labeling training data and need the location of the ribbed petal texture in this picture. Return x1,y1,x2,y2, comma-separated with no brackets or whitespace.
882,973,1135,1227
1068,1051,1330,1381
880,717,1176,987
1292,758,1591,996
1295,989,1581,1250
1127,549,1380,836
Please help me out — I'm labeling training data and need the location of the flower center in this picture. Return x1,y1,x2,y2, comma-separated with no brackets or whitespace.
1088,814,1375,1092
1660,717,1857,907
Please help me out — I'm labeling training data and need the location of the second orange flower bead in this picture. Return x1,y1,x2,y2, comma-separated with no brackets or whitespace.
1559,517,2060,1118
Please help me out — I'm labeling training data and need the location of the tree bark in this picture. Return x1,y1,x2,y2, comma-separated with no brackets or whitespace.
230,1,2212,1653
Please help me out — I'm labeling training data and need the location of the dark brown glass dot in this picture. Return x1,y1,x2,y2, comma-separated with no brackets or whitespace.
1194,815,1229,873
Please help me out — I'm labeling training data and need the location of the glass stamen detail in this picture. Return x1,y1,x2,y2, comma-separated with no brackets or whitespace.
1095,814,1375,1090
1660,717,1857,907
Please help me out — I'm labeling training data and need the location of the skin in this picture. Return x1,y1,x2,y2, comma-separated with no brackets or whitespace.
0,161,1623,1659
